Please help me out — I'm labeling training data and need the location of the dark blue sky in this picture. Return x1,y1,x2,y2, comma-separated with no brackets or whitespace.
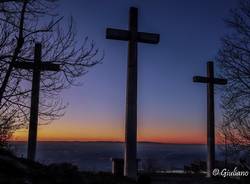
15,0,239,143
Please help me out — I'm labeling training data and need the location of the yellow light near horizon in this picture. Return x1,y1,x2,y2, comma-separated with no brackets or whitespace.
11,119,123,141
12,121,207,144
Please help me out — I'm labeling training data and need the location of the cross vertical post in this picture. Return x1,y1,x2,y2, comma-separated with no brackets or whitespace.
13,43,60,161
207,62,215,178
106,7,160,179
27,43,41,161
193,61,227,177
125,7,138,179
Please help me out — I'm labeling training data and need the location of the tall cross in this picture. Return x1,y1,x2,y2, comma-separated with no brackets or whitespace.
13,43,60,161
193,61,227,177
106,7,160,179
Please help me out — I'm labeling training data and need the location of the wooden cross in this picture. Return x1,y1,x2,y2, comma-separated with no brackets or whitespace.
106,7,160,179
13,43,60,161
193,61,227,177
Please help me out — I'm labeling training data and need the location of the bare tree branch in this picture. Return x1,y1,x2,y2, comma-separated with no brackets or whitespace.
217,0,250,164
0,0,103,145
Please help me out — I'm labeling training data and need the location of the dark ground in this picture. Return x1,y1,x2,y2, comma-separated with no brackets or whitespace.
0,148,248,184
148,173,244,184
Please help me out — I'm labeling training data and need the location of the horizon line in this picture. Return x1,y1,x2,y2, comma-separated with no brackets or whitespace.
9,140,215,145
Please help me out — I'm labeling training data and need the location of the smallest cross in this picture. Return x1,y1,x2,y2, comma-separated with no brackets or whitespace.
193,61,227,178
13,43,60,161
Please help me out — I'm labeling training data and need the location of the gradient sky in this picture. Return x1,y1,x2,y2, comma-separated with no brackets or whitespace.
13,0,238,144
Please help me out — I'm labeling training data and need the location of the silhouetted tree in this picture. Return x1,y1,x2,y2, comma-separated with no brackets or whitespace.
0,114,20,148
0,0,102,141
217,0,250,163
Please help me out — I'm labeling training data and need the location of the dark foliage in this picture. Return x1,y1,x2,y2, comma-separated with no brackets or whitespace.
217,0,250,162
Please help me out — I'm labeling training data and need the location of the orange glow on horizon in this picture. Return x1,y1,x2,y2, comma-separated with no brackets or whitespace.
11,121,209,144
12,128,206,144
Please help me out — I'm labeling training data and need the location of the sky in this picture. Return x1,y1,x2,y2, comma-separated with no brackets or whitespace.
13,0,238,144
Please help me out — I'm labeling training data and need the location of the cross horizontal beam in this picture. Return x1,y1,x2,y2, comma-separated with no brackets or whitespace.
106,29,129,41
13,62,34,70
41,63,60,71
193,76,227,85
13,62,60,71
106,28,160,44
138,32,160,44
